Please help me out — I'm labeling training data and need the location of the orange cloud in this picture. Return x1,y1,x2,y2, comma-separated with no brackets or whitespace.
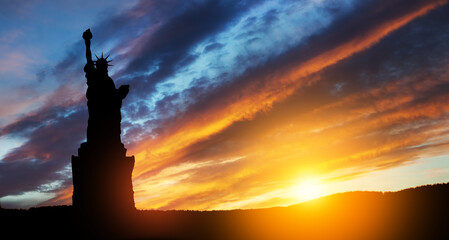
133,57,449,209
130,0,447,178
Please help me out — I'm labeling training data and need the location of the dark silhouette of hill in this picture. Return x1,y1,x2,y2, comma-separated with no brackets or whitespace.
1,182,448,239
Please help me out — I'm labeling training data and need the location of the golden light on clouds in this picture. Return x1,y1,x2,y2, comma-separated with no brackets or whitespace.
125,1,449,210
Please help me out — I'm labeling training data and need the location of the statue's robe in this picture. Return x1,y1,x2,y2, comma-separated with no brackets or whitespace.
84,62,123,147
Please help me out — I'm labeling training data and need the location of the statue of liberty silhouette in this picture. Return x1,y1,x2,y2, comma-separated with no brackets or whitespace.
72,29,136,230
82,28,129,147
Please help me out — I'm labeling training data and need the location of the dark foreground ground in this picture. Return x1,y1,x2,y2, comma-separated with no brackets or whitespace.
1,183,448,239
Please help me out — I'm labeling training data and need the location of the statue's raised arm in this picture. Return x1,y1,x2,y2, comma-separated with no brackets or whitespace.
83,29,93,65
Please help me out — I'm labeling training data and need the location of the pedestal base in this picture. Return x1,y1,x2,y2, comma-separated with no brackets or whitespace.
72,142,135,215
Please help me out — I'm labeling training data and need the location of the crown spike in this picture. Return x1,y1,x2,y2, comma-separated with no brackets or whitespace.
95,54,99,60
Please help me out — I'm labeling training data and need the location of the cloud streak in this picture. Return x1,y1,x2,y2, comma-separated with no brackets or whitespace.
130,0,447,176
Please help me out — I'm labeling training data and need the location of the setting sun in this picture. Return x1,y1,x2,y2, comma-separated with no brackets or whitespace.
292,179,324,202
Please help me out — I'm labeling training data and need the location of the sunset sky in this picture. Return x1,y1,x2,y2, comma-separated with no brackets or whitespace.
1,0,449,209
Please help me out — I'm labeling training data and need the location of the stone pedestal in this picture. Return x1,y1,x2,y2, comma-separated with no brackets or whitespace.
72,142,135,215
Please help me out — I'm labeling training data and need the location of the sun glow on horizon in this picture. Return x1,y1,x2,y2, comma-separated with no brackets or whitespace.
291,178,325,202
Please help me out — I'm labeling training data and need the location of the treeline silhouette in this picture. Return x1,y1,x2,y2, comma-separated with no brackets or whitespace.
1,182,448,239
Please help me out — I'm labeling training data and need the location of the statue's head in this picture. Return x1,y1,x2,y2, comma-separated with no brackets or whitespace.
94,53,112,73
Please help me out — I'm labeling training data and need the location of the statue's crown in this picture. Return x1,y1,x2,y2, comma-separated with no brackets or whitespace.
94,52,113,68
